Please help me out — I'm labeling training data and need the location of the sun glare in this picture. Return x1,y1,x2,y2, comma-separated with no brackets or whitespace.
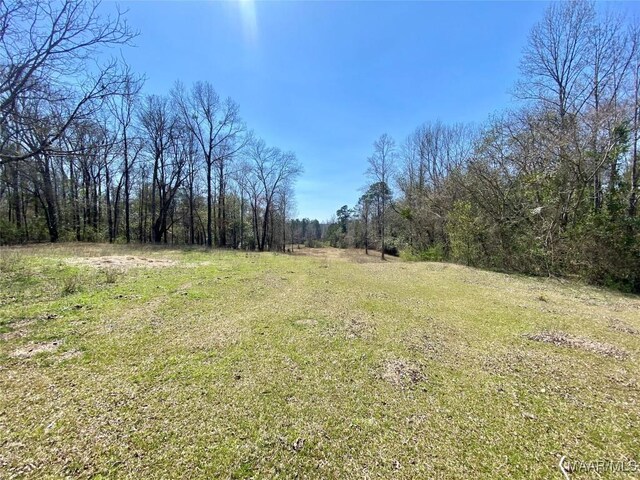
237,0,258,44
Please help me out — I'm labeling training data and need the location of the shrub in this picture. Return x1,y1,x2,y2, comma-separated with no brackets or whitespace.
400,244,445,262
0,251,22,273
61,274,82,295
103,267,123,284
305,239,323,248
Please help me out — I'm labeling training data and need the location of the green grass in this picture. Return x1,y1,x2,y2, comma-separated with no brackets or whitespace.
0,244,639,479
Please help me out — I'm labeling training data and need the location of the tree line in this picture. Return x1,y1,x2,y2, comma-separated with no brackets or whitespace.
0,0,302,251
326,1,640,292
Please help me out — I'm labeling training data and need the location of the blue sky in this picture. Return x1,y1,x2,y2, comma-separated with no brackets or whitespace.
111,1,639,221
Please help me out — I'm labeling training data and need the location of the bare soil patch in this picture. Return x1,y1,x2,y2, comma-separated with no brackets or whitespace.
68,255,176,269
0,330,26,341
320,314,376,340
608,319,639,335
346,317,375,339
525,331,627,359
380,359,425,387
11,340,62,358
408,333,446,360
482,348,565,380
0,318,40,342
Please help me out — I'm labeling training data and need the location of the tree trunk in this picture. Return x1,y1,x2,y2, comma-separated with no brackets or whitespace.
189,180,195,244
240,191,244,249
206,159,212,247
124,131,131,243
381,195,386,260
218,161,226,247
139,181,145,243
105,164,113,242
151,154,159,243
364,208,369,255
11,165,21,231
41,156,59,242
69,159,80,241
252,202,260,250
261,203,270,251
630,68,639,217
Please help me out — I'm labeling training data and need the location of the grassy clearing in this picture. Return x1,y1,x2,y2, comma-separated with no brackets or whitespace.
0,244,639,479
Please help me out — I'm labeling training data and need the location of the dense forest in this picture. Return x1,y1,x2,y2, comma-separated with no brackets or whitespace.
1,1,639,292
0,0,302,251
325,1,640,293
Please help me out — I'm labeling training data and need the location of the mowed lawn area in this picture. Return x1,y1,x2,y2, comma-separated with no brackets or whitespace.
0,244,639,479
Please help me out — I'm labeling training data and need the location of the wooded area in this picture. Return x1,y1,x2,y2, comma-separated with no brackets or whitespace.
0,0,302,251
325,1,640,292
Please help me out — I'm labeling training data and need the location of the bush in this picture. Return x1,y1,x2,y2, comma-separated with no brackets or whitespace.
567,213,640,293
400,244,445,262
0,251,21,273
0,220,25,245
305,239,322,248
61,274,82,295
103,267,123,284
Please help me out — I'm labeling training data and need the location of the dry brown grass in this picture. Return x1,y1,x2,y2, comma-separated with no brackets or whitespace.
380,358,425,387
11,339,63,358
524,331,628,359
294,246,399,263
68,255,176,269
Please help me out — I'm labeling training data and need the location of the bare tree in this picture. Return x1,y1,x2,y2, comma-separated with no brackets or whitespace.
367,133,396,259
109,65,144,242
0,0,136,165
518,0,595,119
172,81,245,247
398,122,475,250
139,94,186,243
244,138,302,251
631,26,640,216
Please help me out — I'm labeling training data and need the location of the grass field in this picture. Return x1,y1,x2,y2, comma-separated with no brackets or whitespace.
0,244,639,479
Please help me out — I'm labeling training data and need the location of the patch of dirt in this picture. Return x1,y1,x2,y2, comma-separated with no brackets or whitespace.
525,331,628,359
408,333,444,357
114,293,142,300
68,256,176,269
405,324,466,366
346,318,375,339
0,318,40,342
608,319,639,335
11,340,62,358
482,349,566,379
380,359,425,387
0,330,25,341
319,313,376,340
